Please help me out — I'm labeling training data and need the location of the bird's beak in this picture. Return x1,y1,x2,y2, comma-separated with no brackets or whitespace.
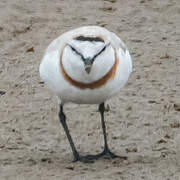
84,58,93,74
84,64,92,74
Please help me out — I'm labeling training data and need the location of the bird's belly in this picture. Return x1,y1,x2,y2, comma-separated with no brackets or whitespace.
56,75,127,104
59,87,113,104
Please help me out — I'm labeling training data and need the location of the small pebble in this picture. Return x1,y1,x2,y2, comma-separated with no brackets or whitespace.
0,91,6,95
125,147,137,153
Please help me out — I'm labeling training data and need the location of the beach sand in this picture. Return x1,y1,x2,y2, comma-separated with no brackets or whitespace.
0,0,180,179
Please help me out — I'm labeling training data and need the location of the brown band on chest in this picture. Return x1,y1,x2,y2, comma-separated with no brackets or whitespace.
60,47,119,90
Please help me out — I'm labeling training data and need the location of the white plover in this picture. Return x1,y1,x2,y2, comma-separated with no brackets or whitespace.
39,26,133,162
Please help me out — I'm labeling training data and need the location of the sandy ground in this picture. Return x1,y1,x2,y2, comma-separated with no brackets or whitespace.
0,0,180,179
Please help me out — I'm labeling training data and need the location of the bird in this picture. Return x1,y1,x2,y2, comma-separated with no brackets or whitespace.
39,26,133,163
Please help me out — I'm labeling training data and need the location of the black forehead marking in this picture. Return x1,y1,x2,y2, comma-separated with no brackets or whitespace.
74,36,104,43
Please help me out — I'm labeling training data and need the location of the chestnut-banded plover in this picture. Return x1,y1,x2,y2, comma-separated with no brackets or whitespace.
39,26,133,162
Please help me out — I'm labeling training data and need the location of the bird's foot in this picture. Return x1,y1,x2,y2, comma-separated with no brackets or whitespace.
97,148,127,160
73,154,95,163
72,149,127,163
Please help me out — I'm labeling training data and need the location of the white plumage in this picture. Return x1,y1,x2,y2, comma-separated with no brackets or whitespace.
39,26,133,162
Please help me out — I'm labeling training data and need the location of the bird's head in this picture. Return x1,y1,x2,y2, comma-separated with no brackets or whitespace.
65,36,111,74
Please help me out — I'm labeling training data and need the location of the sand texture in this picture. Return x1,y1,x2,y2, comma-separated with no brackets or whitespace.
0,0,180,179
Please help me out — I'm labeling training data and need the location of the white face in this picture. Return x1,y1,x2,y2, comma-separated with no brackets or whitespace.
61,36,115,83
69,40,106,60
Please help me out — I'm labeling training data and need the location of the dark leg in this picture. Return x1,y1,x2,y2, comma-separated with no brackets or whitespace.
59,104,96,163
59,103,126,163
58,104,80,161
97,103,127,160
99,103,109,151
77,103,127,161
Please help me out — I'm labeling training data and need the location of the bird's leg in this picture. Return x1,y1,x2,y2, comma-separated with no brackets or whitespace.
59,104,126,163
76,103,127,161
99,103,111,154
59,105,96,163
97,103,127,160
58,104,80,162
98,102,116,158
